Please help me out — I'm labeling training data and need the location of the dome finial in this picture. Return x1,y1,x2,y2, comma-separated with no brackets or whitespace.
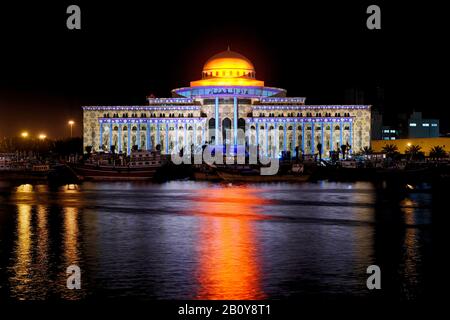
227,44,231,51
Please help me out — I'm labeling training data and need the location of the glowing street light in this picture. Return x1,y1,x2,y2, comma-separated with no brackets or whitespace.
21,131,29,138
68,120,75,138
38,134,47,140
407,142,412,147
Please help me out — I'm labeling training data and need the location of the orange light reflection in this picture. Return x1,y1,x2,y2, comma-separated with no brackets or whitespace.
193,186,268,300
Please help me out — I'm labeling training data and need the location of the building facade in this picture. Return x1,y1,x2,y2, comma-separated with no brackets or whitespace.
83,49,371,158
371,109,383,140
408,112,439,138
381,126,400,140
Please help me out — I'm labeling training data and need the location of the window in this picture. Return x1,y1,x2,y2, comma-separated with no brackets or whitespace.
432,123,438,127
390,130,396,133
390,137,396,140
410,123,417,127
422,123,429,127
383,130,389,133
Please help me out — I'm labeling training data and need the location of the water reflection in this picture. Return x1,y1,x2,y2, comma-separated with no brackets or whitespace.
399,196,427,299
0,181,436,301
35,205,50,299
7,184,84,300
10,203,32,300
61,206,83,300
193,187,267,299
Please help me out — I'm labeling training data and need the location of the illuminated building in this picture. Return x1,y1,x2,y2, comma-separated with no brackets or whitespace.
372,137,450,156
408,112,439,138
83,49,371,157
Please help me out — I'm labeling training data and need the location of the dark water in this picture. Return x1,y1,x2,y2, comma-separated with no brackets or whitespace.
0,180,439,301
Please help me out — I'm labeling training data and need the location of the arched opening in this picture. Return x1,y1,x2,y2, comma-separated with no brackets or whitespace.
208,118,215,144
238,118,246,145
222,117,232,144
238,118,246,132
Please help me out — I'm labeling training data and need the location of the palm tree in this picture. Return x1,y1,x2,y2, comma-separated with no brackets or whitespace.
405,144,422,160
362,146,373,155
382,144,398,156
429,145,447,159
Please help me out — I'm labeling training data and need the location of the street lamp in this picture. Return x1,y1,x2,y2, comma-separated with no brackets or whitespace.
38,134,47,140
21,131,29,138
68,120,75,138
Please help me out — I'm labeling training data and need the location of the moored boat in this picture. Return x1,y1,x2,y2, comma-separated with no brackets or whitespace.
192,164,221,181
69,150,163,181
215,163,310,183
216,170,310,182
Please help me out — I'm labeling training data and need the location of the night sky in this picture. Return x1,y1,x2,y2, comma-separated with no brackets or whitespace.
0,1,446,138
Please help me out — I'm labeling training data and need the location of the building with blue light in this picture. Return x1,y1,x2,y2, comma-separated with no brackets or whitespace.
381,126,400,140
83,49,372,158
408,112,439,138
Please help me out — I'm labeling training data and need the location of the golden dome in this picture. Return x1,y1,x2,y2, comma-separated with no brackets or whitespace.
190,49,264,87
203,50,255,76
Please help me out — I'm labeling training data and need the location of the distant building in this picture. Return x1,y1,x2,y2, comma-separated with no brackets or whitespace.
371,110,383,140
345,88,365,105
408,112,439,138
381,126,399,140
